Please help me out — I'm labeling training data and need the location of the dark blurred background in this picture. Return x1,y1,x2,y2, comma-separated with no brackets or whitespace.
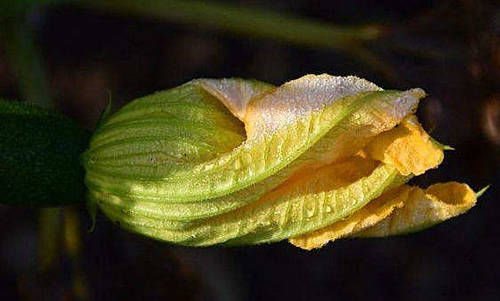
1,0,499,300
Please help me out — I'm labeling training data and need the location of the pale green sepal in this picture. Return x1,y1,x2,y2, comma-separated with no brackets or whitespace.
476,185,490,198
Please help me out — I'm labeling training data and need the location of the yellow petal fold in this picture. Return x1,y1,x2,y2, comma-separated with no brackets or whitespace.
289,185,409,250
365,115,444,176
355,182,477,237
290,181,478,249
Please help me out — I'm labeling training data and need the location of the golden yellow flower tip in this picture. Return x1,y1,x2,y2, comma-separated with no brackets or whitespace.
355,182,478,237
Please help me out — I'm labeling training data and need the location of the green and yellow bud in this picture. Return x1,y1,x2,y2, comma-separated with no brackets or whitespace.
82,74,482,248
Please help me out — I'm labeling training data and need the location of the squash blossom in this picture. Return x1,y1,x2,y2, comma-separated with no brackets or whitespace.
82,74,485,249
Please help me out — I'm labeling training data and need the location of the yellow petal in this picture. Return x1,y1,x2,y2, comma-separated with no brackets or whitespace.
355,182,477,237
289,185,409,250
364,115,443,176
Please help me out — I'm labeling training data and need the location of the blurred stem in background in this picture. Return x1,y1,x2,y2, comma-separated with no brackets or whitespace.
80,0,383,47
64,206,90,300
79,0,398,82
38,208,62,274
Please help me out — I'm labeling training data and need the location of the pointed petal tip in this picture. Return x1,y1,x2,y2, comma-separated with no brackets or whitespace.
429,136,455,151
86,197,98,233
476,185,490,198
